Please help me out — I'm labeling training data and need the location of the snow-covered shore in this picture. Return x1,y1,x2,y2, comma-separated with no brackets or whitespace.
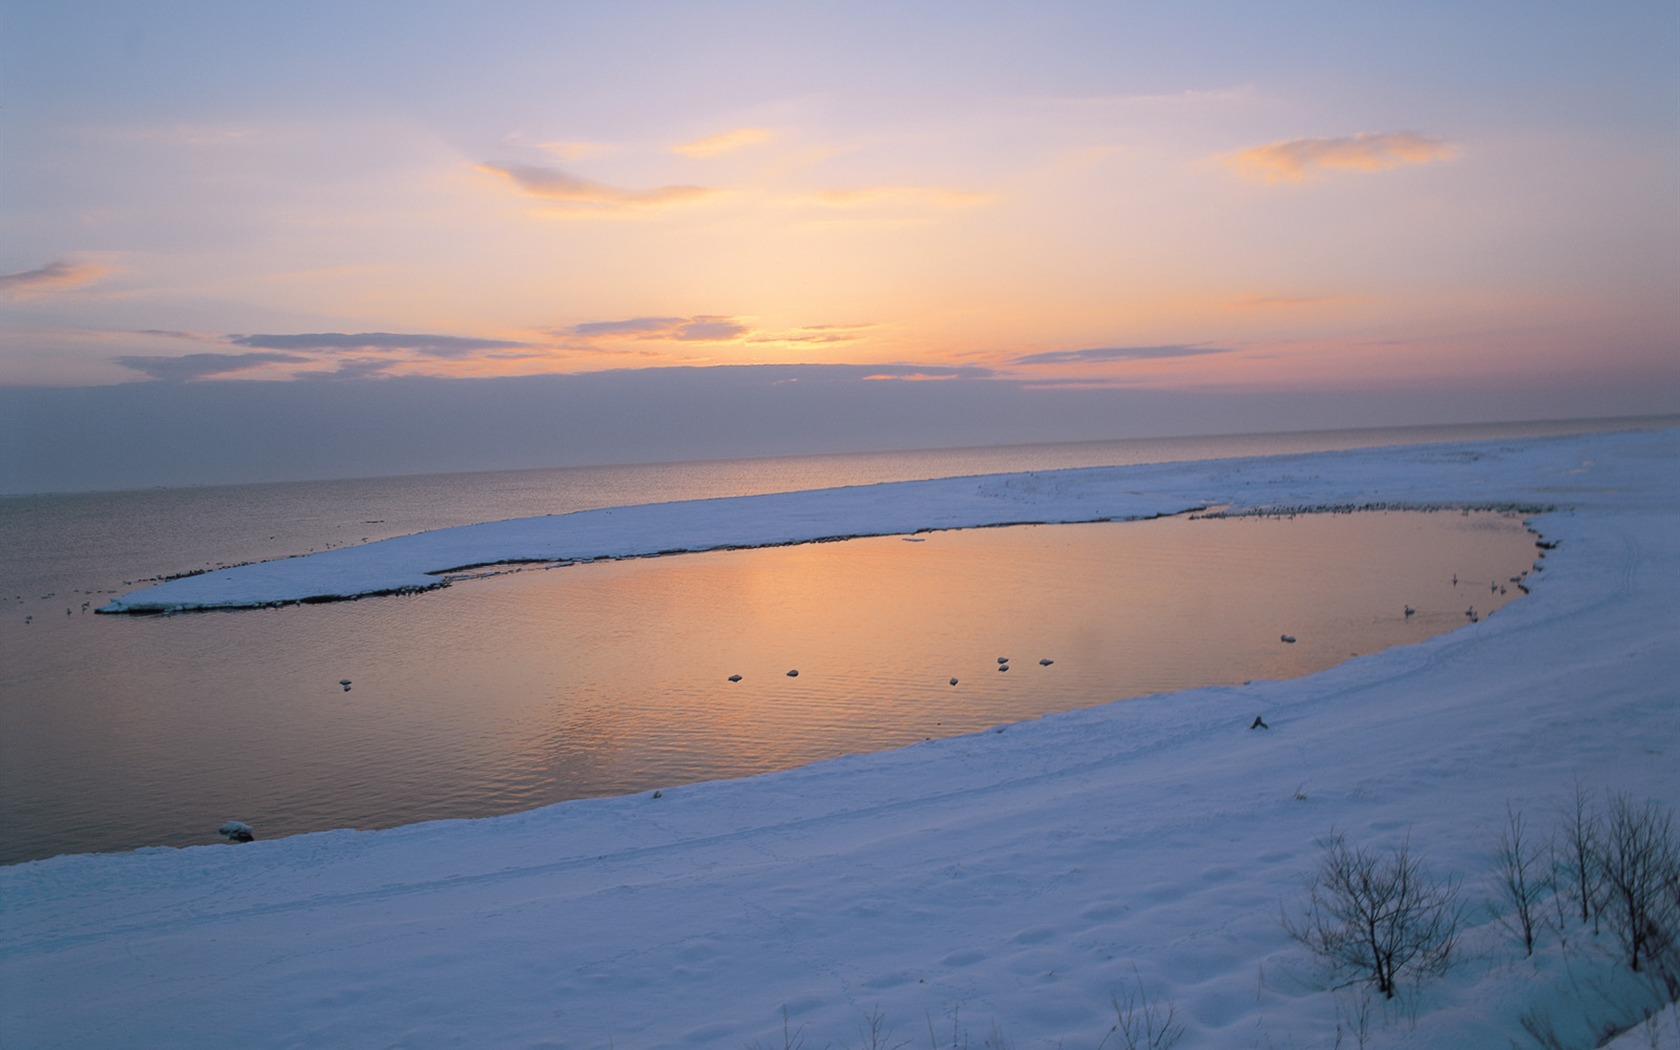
101,435,1581,613
6,428,1679,1048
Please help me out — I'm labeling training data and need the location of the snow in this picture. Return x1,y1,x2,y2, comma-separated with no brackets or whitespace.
7,428,1680,1048
96,433,1620,613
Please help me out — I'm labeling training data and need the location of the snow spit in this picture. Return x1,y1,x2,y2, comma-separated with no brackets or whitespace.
105,434,1580,613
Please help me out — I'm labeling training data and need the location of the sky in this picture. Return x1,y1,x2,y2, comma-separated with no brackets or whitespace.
2,1,1677,490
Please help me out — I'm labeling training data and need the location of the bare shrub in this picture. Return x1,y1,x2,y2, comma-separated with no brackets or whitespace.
1517,1004,1570,1050
1097,970,1184,1050
1595,792,1679,977
1496,803,1549,957
1333,989,1374,1050
1284,832,1462,999
749,1006,827,1050
851,1007,908,1050
1556,778,1604,932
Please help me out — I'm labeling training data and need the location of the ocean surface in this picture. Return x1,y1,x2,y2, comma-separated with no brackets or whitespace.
0,416,1663,865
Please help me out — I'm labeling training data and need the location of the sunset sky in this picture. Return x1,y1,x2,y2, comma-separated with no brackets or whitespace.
2,2,1676,488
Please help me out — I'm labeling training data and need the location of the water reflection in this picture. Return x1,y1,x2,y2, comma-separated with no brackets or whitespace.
0,511,1537,864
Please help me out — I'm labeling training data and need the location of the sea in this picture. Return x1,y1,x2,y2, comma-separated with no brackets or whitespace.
0,416,1667,865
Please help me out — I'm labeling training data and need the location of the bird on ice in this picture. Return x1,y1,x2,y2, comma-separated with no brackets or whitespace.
218,821,254,843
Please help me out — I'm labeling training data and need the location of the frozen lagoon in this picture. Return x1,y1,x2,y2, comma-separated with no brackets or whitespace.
5,428,1679,1048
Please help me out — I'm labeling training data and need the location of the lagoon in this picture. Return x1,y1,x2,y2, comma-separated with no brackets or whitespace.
0,505,1533,865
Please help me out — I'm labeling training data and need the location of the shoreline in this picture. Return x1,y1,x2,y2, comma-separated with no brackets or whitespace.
98,430,1613,614
6,427,1677,1049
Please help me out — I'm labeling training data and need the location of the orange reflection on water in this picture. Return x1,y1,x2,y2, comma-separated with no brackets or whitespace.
484,510,1536,786
0,510,1539,863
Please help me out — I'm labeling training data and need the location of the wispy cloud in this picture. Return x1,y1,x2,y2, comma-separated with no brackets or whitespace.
671,317,749,341
859,365,995,381
570,317,687,338
531,139,611,162
295,358,404,381
564,316,750,342
478,162,715,211
0,260,108,298
1226,132,1455,182
133,329,222,343
115,331,538,382
749,323,873,346
230,332,527,358
672,127,772,158
1012,344,1232,366
116,352,308,381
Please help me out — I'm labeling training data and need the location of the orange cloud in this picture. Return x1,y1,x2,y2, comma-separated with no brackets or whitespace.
478,163,715,211
672,127,773,157
532,139,611,162
748,324,872,346
1226,132,1455,182
0,260,108,298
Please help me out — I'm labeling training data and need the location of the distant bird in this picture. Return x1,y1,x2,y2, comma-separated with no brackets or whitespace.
1452,573,1458,586
218,821,254,843
786,669,799,677
1280,634,1297,644
997,657,1009,664
728,674,742,683
998,664,1010,672
1249,716,1269,730
651,790,663,799
949,677,959,686
1038,658,1054,666
1404,606,1415,617
339,679,352,692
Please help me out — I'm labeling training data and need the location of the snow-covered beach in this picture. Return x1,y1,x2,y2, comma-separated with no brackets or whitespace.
91,432,1594,615
4,428,1678,1048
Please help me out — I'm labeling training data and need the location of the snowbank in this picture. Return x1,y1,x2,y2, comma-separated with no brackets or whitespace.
103,434,1592,613
6,428,1679,1049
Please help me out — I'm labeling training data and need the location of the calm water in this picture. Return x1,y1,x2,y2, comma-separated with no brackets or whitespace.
0,418,1653,865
